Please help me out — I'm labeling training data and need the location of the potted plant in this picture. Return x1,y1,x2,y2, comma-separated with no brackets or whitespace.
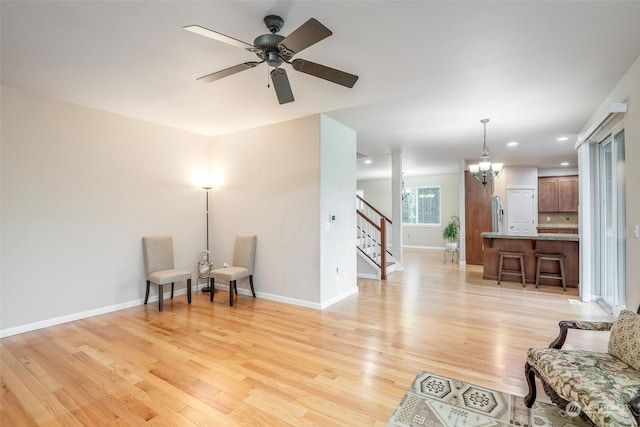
442,215,460,251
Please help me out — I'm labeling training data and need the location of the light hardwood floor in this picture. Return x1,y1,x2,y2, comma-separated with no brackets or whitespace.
1,248,611,426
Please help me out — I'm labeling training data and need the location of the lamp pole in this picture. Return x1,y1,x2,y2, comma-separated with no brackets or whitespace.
201,186,212,292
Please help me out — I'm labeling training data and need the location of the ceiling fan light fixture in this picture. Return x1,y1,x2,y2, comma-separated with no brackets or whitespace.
265,51,283,67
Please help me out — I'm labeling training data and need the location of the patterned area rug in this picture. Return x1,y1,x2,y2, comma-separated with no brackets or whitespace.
387,371,590,427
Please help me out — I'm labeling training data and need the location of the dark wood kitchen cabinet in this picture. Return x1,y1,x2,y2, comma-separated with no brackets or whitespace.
538,175,578,212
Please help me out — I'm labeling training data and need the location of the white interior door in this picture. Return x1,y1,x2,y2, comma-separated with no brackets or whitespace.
507,188,536,234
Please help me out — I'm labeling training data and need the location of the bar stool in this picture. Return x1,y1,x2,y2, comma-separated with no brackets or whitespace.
498,252,526,287
535,253,567,291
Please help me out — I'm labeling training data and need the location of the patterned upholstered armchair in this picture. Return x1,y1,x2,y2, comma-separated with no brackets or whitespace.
524,306,640,426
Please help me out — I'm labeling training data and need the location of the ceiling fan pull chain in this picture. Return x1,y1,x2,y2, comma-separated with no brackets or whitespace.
267,66,270,88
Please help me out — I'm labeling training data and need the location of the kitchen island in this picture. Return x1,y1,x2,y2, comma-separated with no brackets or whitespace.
480,232,579,288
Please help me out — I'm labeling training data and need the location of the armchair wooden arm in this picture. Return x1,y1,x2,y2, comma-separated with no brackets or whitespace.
549,304,640,349
548,320,613,349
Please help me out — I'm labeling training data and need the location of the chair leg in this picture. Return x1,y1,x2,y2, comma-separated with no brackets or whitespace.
559,259,566,292
171,282,174,299
524,362,537,408
230,280,236,306
187,279,192,304
519,256,526,287
144,280,151,304
158,284,164,311
498,254,504,285
210,278,215,302
249,275,256,297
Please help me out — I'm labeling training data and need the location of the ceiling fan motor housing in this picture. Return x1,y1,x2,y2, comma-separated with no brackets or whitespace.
252,33,291,66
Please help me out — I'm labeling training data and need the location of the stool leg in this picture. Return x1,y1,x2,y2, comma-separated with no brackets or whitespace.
535,257,541,288
498,255,504,285
519,255,526,287
559,259,566,292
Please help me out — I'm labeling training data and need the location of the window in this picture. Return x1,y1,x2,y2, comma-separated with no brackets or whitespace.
402,186,441,225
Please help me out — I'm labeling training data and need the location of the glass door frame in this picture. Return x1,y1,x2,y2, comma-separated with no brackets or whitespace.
595,122,626,315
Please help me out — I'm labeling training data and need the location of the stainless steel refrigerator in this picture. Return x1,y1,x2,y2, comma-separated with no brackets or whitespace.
491,195,503,233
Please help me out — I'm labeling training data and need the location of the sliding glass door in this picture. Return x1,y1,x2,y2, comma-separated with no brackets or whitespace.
596,125,626,315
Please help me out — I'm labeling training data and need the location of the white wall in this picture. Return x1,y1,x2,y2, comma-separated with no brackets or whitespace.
319,115,358,305
209,114,357,308
357,178,392,218
209,116,322,305
1,86,210,333
622,58,640,309
1,88,360,335
538,167,579,177
577,55,640,309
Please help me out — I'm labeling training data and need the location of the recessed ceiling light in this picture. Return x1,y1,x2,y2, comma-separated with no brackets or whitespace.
507,141,518,147
561,162,569,166
364,159,372,165
557,137,569,141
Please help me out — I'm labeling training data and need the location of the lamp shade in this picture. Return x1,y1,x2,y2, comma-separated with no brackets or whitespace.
479,161,491,172
469,164,480,174
491,163,503,173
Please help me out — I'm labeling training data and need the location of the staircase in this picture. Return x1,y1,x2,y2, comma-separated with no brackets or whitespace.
356,195,397,280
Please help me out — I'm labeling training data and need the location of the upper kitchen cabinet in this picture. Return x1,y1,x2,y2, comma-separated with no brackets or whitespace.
538,175,579,212
538,178,559,212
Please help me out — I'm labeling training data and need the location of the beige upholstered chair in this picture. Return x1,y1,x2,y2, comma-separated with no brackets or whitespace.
142,236,192,311
209,235,257,306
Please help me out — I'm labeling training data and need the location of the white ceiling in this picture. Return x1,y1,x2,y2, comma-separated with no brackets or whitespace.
2,1,640,180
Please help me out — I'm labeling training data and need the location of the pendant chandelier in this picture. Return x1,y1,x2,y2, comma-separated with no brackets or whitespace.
468,118,503,186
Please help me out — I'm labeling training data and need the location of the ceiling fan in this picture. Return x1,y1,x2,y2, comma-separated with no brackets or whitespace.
184,15,359,104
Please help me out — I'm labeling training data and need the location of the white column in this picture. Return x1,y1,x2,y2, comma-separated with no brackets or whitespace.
578,142,592,302
391,151,404,268
458,159,467,265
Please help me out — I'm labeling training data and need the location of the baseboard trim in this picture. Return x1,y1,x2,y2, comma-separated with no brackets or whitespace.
403,245,447,250
0,285,206,338
320,287,359,310
223,286,359,310
357,273,379,279
1,283,357,337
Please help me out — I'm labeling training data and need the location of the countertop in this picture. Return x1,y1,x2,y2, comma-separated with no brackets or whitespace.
537,224,579,229
481,231,579,241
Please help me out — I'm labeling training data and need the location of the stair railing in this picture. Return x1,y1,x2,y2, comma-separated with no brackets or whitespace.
356,195,392,280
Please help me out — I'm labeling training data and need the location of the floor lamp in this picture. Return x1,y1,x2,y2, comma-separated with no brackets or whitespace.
201,186,212,292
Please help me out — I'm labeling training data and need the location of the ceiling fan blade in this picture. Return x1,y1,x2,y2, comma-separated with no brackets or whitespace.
184,25,255,50
270,68,294,104
279,18,332,55
291,59,358,88
197,62,260,83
